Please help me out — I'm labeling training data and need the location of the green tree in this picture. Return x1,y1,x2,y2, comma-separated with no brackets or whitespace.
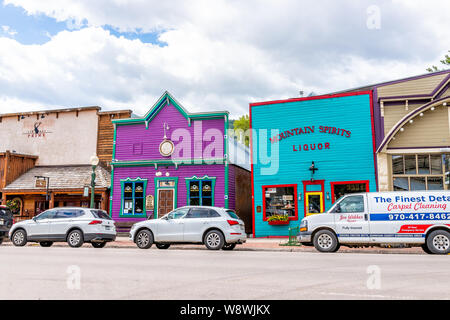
232,114,250,147
427,50,450,72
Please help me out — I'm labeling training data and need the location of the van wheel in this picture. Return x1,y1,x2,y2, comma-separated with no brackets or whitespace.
426,230,450,254
0,238,3,245
156,243,170,249
313,230,340,253
421,244,433,254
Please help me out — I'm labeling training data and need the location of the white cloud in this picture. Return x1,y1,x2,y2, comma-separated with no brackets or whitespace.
0,0,449,117
1,25,17,37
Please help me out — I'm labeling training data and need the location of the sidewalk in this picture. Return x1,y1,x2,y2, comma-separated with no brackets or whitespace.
2,236,425,254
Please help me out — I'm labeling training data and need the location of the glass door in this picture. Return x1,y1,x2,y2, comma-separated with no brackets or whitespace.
305,192,323,216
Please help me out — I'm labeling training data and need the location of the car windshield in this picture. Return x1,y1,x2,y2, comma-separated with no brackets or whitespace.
226,210,240,220
91,210,112,220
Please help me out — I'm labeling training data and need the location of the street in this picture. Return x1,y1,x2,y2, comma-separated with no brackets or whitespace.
0,246,448,300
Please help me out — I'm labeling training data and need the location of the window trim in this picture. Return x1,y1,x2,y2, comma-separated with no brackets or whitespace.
262,184,298,222
120,177,148,218
185,175,216,207
330,180,370,203
391,154,446,191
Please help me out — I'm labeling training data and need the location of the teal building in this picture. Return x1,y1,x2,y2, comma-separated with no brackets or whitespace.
250,91,377,237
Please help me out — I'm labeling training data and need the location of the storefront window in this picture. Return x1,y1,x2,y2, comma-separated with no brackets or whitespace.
122,179,147,215
431,155,442,174
392,155,404,174
331,182,368,203
187,180,213,206
410,177,426,191
393,177,409,191
427,177,444,190
417,155,429,174
404,155,416,174
263,185,296,219
392,154,446,191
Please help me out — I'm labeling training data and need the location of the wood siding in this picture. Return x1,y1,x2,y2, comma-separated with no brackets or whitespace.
377,73,448,98
388,105,450,148
97,111,131,167
232,164,252,234
383,101,425,135
0,152,37,189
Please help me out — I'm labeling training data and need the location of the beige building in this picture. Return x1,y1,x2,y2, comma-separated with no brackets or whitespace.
374,70,450,191
0,107,131,219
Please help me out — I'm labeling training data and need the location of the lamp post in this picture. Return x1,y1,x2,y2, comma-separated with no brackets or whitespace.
90,155,99,208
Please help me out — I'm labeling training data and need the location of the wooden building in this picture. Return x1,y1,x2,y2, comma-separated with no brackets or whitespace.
0,107,132,220
110,91,252,233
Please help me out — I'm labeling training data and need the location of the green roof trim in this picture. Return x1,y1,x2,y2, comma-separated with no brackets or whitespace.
112,91,229,127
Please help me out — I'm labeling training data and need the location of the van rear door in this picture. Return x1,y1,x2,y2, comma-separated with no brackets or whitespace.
332,194,370,244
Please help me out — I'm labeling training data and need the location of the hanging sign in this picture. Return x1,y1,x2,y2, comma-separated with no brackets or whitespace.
146,195,154,210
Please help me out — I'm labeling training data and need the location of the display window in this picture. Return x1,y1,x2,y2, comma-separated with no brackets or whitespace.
262,185,297,221
121,178,147,216
392,154,446,191
330,181,369,203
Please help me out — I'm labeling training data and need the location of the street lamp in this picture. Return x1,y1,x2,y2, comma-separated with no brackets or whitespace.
90,155,99,208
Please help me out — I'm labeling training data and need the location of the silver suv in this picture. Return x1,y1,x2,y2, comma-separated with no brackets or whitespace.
130,206,246,250
9,207,116,248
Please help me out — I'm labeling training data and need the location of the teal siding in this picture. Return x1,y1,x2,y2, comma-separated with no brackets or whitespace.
251,94,376,237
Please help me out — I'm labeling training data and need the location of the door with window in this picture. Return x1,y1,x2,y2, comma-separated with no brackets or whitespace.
48,209,84,237
30,209,56,238
157,208,188,242
183,208,221,242
332,195,370,243
305,192,324,216
158,189,174,218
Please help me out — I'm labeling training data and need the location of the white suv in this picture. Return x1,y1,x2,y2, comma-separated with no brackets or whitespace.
9,207,116,248
130,206,246,250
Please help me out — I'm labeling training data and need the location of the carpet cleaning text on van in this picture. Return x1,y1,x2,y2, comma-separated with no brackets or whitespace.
374,195,450,211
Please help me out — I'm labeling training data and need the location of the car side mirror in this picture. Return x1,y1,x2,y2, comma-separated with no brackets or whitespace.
335,204,341,213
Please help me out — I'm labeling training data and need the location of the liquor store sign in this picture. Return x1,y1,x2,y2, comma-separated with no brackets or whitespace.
269,125,352,152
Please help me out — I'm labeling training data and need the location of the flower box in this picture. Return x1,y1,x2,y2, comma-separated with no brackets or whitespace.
268,220,290,226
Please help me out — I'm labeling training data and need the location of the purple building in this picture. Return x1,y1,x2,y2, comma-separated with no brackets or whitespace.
110,92,251,233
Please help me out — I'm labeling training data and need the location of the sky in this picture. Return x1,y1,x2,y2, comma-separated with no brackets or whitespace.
0,0,448,119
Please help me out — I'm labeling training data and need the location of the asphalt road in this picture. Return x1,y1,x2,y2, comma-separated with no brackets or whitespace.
0,246,448,300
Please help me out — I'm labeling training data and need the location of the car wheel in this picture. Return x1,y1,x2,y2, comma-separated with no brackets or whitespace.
421,244,433,254
12,229,27,247
204,230,225,250
67,230,84,248
426,230,450,254
0,237,3,245
39,241,53,247
156,243,170,249
313,230,340,253
222,243,236,251
91,242,107,248
135,229,153,249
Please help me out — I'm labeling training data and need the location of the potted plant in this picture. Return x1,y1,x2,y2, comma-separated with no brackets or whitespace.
267,214,290,225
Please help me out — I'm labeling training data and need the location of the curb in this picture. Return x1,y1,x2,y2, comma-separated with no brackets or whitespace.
0,241,426,254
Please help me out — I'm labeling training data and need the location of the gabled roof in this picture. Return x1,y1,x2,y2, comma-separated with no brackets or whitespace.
112,91,229,127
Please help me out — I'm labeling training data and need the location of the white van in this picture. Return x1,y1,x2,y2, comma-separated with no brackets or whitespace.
298,191,450,254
